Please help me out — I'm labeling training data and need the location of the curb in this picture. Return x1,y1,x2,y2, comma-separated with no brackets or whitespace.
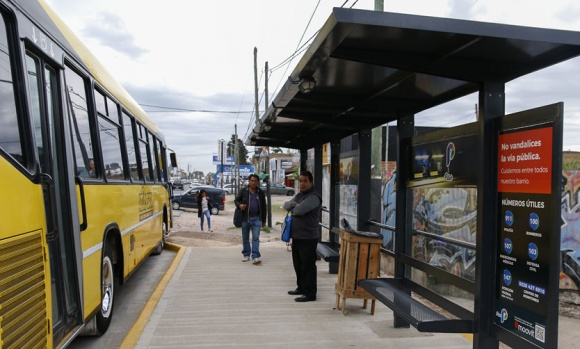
119,243,185,348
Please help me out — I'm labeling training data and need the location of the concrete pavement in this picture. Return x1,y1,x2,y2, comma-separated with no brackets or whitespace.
134,243,473,349
69,239,580,348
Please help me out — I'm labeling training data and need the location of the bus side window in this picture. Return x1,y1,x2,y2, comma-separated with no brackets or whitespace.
137,123,152,182
64,65,95,179
157,139,166,181
148,132,158,182
95,89,124,181
122,112,140,181
0,13,26,167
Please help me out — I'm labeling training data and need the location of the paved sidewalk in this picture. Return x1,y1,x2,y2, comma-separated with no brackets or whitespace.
135,243,473,349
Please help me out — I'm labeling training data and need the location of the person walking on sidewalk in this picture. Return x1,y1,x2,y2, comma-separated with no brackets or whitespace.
235,174,267,264
284,171,322,302
197,189,213,232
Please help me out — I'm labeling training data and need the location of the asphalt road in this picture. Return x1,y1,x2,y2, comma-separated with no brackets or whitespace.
68,248,176,348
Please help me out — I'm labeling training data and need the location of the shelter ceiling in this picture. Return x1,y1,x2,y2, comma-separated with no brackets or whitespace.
249,8,580,149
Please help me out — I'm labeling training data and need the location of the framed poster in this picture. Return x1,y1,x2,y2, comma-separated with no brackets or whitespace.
494,103,563,349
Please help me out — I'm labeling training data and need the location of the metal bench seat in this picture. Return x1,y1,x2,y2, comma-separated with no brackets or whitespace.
316,242,339,274
358,278,474,333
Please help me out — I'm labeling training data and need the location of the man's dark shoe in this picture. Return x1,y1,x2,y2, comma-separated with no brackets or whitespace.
294,295,316,302
287,289,304,295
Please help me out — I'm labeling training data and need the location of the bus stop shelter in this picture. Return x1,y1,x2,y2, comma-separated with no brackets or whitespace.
248,8,580,349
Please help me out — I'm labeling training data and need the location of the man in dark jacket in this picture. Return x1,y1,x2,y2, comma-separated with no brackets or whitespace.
235,174,267,264
283,171,322,302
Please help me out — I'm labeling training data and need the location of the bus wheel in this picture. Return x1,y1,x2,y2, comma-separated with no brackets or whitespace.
96,246,115,334
152,222,166,255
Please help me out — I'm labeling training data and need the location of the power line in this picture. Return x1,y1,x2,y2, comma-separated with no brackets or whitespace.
268,0,322,102
139,103,253,114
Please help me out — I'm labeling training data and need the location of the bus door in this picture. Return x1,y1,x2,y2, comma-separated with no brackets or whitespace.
25,51,83,345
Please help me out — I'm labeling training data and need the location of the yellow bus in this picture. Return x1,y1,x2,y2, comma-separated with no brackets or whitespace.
0,0,175,347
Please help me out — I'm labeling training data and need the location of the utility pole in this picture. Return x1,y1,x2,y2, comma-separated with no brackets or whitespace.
234,124,239,197
254,47,259,127
264,61,272,228
220,139,224,189
265,61,269,108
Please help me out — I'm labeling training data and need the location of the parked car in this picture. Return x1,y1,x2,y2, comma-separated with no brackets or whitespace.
222,184,239,195
172,179,184,190
171,186,226,214
261,182,295,196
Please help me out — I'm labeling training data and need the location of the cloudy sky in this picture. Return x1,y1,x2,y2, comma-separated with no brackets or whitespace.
44,0,580,174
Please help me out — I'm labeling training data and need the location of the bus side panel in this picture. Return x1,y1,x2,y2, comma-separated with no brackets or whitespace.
79,183,166,319
0,158,52,348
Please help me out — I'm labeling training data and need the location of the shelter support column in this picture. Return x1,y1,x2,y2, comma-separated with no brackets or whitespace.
357,129,372,231
393,114,414,328
330,140,341,243
474,82,504,349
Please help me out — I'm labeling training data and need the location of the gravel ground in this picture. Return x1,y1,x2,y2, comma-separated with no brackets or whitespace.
166,194,291,247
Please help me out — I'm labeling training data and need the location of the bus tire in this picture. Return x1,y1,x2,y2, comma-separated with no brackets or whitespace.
96,245,115,334
152,222,166,255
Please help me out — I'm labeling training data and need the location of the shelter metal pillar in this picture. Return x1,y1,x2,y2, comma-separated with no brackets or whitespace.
314,145,323,239
330,140,341,243
474,82,504,349
393,114,414,328
357,129,372,231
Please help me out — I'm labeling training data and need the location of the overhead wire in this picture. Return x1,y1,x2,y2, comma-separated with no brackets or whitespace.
266,1,359,109
427,110,478,127
266,0,322,108
140,104,253,114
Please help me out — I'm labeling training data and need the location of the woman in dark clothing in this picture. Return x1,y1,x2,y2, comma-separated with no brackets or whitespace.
196,190,213,232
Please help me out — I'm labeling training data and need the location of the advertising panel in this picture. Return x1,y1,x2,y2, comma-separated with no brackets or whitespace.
407,123,479,188
494,103,562,349
212,154,235,165
406,124,479,282
213,165,255,187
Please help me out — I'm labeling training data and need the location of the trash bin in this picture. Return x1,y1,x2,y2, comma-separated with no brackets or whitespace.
334,228,382,315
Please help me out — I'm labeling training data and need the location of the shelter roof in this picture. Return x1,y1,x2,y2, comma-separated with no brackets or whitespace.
249,8,580,149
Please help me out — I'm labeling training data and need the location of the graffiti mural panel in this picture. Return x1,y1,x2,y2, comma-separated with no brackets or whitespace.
561,170,580,290
411,186,477,281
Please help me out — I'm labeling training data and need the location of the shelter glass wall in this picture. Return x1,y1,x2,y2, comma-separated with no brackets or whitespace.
416,97,580,291
404,122,480,311
381,124,397,253
336,135,359,230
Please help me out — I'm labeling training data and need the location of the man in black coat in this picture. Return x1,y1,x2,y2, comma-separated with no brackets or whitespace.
283,171,322,302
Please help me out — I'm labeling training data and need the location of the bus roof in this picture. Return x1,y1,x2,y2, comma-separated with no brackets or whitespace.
33,0,162,137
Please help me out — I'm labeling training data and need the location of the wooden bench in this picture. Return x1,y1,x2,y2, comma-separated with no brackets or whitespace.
316,242,339,274
358,277,474,333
